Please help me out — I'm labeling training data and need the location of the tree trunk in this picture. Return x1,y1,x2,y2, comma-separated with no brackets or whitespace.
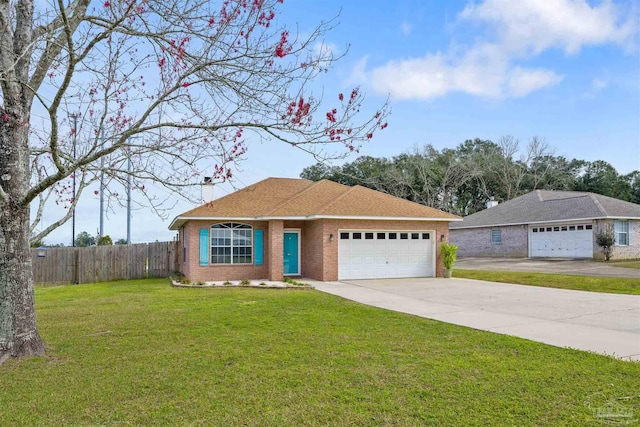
0,205,46,361
0,94,46,361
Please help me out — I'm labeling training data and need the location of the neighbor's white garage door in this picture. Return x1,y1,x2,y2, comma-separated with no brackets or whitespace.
529,224,593,258
338,230,435,280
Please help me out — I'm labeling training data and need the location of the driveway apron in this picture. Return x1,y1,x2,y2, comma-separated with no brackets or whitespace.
308,278,640,361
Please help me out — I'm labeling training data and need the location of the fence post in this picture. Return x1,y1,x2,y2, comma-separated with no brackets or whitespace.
74,247,80,284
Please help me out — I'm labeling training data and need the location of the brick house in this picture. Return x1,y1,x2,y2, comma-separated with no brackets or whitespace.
169,177,461,282
450,190,640,260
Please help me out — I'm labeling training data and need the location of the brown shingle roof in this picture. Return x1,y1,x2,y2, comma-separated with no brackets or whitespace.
169,177,460,229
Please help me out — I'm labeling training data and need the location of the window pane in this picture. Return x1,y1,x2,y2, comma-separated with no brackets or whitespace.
400,233,408,239
422,233,430,239
616,220,628,233
615,220,629,246
365,233,374,240
211,223,252,264
561,226,567,231
340,232,349,240
377,233,386,239
577,226,583,230
353,233,362,239
585,225,592,230
491,229,502,244
532,228,538,232
569,226,575,231
389,233,397,239
411,233,419,240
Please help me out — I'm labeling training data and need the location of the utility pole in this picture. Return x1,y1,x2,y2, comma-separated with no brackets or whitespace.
127,155,131,244
99,129,105,238
70,113,78,247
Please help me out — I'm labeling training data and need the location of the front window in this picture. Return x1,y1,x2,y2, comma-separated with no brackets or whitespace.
211,223,252,264
491,229,502,244
614,220,629,246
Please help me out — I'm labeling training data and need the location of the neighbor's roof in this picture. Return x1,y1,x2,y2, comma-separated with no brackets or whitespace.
451,190,640,229
169,177,460,229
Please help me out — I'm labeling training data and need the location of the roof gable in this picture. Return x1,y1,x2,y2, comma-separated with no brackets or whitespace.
169,177,460,229
176,178,314,218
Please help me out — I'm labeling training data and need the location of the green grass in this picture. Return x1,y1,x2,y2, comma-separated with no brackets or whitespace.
455,270,640,295
610,261,640,269
1,279,638,426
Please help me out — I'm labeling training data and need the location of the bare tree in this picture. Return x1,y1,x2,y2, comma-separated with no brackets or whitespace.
0,0,389,361
491,135,555,201
525,136,556,190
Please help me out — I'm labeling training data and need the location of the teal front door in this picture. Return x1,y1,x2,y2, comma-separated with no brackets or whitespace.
283,232,299,275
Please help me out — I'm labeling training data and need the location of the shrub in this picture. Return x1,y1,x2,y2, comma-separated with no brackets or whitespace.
169,271,185,282
240,279,251,285
97,235,113,246
223,281,232,286
440,243,458,270
595,225,615,261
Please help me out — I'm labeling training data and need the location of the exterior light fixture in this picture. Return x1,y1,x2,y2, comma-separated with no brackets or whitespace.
329,233,334,241
37,246,48,258
440,234,445,242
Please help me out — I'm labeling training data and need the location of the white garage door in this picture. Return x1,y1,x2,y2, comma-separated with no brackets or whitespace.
338,230,435,280
529,224,593,258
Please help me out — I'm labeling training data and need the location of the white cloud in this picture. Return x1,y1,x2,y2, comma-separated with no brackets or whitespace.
354,0,637,101
365,43,563,100
591,77,609,91
582,76,611,98
400,21,413,36
506,67,565,97
460,0,638,55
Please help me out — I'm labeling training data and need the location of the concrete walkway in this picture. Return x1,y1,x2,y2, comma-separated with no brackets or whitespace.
456,257,640,279
307,277,640,361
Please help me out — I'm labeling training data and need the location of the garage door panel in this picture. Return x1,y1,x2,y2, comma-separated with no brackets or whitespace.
529,225,593,258
339,230,434,280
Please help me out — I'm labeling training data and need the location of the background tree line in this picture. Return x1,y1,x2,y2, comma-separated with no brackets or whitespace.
300,136,640,216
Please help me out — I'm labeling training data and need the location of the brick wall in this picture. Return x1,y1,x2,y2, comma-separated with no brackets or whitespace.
181,220,270,282
181,218,455,281
300,220,325,280
320,219,451,279
450,225,528,258
267,220,284,280
593,219,640,260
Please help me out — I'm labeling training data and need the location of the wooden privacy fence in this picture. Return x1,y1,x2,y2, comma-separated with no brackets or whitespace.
31,241,179,285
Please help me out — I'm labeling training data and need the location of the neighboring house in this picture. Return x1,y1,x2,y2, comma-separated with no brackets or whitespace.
450,190,640,260
169,177,461,281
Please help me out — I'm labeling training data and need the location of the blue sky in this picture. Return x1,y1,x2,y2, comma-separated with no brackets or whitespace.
41,0,640,245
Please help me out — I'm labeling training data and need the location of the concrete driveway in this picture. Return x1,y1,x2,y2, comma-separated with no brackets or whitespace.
309,278,640,361
456,257,640,279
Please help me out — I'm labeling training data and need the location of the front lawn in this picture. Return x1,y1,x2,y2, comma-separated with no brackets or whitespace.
610,261,640,269
2,280,638,426
454,270,640,295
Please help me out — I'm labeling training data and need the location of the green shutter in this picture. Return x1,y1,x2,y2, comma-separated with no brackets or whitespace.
254,230,264,266
199,229,209,266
